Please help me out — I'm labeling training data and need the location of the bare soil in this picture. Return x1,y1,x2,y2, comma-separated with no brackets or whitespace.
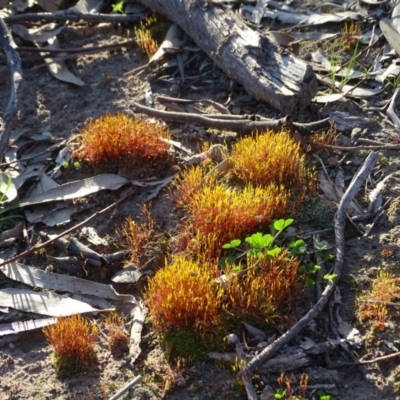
1,7,400,400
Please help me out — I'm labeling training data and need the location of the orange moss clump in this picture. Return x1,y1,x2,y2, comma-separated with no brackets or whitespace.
103,312,129,354
72,113,170,165
135,26,159,57
118,205,155,266
341,21,361,50
186,182,289,261
144,256,223,338
225,251,301,325
134,14,159,57
309,124,339,150
172,165,204,205
230,130,310,192
43,314,98,376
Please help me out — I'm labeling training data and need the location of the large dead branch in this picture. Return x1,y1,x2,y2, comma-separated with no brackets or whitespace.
242,152,378,378
138,0,318,114
0,18,22,161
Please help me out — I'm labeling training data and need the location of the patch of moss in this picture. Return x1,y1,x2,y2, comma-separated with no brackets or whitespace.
298,195,336,228
388,197,400,225
162,331,207,362
51,350,96,378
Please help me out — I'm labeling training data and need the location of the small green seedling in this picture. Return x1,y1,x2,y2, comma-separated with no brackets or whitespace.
288,239,307,256
221,219,299,266
246,232,275,258
222,239,241,249
377,154,388,166
112,0,125,13
386,73,400,88
62,161,82,170
0,175,12,205
318,391,336,400
323,273,338,282
274,388,286,399
273,218,293,231
300,262,321,286
313,239,334,262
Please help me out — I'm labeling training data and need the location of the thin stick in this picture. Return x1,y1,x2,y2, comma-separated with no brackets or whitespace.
108,375,143,400
131,101,331,135
358,299,400,308
330,351,400,368
313,142,400,151
0,18,23,161
4,11,146,24
243,152,378,374
0,190,135,268
16,38,137,54
236,343,258,400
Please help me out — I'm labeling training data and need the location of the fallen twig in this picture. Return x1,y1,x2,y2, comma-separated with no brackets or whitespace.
0,18,23,161
313,142,400,151
242,152,378,377
131,101,331,136
14,39,138,69
0,190,135,268
16,38,137,54
108,375,143,400
236,343,258,400
4,11,146,24
358,299,400,308
330,351,400,368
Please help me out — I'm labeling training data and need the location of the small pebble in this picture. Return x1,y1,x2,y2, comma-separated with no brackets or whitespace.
226,333,240,344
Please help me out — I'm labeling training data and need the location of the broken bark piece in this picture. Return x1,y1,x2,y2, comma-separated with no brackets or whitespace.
138,0,317,114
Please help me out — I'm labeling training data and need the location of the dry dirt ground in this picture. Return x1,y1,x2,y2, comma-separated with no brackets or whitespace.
1,5,400,400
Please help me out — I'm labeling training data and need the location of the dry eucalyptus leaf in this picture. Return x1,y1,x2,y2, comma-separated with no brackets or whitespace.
2,262,135,302
149,24,185,65
380,18,400,56
0,317,57,337
25,203,77,226
81,227,108,246
40,37,85,86
337,321,363,348
19,174,129,206
12,164,46,190
0,288,103,317
130,303,146,362
72,0,105,13
11,23,65,43
111,266,153,284
253,8,361,26
266,31,294,47
37,0,61,11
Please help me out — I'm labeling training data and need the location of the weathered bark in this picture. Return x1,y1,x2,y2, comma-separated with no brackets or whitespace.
138,0,318,114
